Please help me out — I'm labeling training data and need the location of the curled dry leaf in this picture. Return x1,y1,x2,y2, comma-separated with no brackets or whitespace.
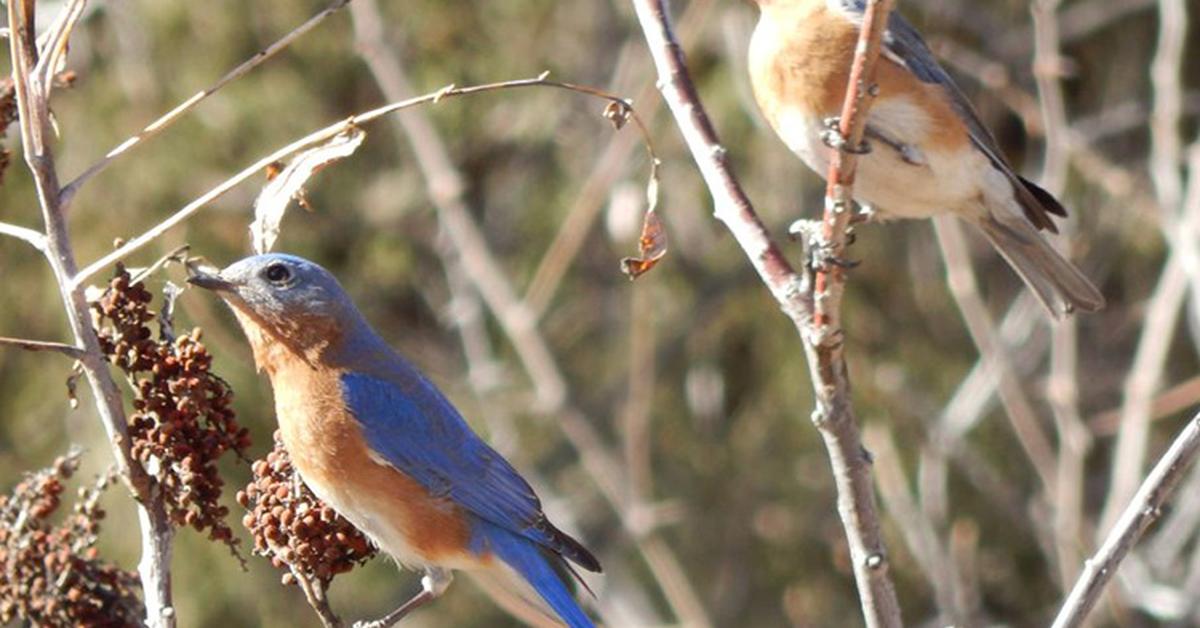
620,162,667,279
603,100,632,131
250,127,366,254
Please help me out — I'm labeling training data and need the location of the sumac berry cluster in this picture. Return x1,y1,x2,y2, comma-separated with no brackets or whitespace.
91,265,250,552
238,431,376,590
0,452,142,627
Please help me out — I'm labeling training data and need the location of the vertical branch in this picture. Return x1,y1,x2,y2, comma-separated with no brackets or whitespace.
1031,0,1090,589
1053,412,1200,628
1101,0,1192,535
627,0,903,626
5,2,175,626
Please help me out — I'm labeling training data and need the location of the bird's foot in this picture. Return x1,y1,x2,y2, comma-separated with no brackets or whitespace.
352,569,453,628
788,219,859,271
850,204,877,225
820,117,871,155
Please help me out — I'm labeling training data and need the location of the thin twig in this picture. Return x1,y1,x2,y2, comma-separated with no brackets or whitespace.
72,74,652,289
867,425,971,625
60,0,354,203
627,0,902,625
1101,142,1200,534
1031,0,1091,590
6,1,175,625
1053,412,1200,628
0,335,84,359
933,218,1057,496
522,0,715,317
0,221,47,251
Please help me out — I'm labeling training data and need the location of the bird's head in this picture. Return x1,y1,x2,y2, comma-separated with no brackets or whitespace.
189,253,359,370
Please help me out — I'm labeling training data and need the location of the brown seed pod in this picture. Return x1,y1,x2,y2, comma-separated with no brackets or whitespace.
0,451,143,627
239,431,376,591
91,264,250,558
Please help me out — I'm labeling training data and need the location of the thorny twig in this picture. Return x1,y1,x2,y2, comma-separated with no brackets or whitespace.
627,0,902,625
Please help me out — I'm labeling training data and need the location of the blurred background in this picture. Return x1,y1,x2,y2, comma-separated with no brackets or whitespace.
2,0,1200,625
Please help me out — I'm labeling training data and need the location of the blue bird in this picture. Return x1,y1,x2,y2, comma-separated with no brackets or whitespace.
189,253,600,627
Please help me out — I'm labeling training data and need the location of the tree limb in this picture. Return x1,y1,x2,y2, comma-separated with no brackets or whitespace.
627,0,902,625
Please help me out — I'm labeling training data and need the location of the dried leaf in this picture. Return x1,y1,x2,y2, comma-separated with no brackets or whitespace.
620,160,667,279
250,128,366,254
603,100,631,131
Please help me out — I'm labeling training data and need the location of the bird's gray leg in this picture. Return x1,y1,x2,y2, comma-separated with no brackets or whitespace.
353,568,453,628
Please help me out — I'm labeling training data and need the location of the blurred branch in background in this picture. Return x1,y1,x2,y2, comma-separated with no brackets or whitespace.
348,1,709,625
628,0,902,625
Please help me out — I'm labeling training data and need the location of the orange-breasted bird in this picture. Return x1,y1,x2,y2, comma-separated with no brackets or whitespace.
748,0,1105,316
190,254,600,627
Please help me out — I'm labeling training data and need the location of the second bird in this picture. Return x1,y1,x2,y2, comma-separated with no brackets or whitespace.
748,0,1105,317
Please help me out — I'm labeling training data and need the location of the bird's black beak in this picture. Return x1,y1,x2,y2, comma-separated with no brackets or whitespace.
187,271,236,292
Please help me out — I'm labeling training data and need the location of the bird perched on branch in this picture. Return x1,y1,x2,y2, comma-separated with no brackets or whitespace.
748,0,1105,317
189,253,599,628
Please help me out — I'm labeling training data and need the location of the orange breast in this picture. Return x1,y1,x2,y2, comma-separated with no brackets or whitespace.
751,2,969,152
268,360,472,563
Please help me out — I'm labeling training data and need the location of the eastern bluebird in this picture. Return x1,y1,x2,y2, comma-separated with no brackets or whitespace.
189,254,600,627
748,0,1105,316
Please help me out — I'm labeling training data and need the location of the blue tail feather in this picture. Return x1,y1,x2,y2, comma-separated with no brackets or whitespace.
473,521,595,628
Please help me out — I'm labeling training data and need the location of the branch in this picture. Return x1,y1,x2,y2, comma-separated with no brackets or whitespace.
6,2,175,625
0,221,47,251
1031,0,1092,592
72,73,650,288
60,0,354,204
627,0,902,626
0,335,84,359
1052,412,1200,628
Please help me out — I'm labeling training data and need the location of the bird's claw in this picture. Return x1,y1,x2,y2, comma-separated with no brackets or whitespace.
850,205,877,225
820,117,871,155
788,219,860,272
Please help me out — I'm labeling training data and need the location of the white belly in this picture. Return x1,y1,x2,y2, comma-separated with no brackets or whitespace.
773,103,988,220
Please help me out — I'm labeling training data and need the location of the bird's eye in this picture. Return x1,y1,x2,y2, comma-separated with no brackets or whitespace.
263,263,292,284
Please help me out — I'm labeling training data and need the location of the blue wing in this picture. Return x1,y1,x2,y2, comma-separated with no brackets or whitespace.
340,370,600,571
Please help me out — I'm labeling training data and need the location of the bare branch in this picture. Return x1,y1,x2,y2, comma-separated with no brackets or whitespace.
72,73,652,289
933,218,1057,495
6,1,175,625
1053,412,1200,628
0,221,47,251
627,0,902,625
0,335,84,359
1031,0,1091,590
61,0,355,203
1102,142,1200,534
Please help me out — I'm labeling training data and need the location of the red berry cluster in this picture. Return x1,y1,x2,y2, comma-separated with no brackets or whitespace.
91,265,251,553
237,431,376,590
0,451,143,627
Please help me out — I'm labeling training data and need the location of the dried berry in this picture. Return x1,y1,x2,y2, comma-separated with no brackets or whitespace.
240,431,376,591
91,264,251,556
0,451,142,627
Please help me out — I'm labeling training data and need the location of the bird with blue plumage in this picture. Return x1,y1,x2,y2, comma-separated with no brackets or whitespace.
189,253,600,628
